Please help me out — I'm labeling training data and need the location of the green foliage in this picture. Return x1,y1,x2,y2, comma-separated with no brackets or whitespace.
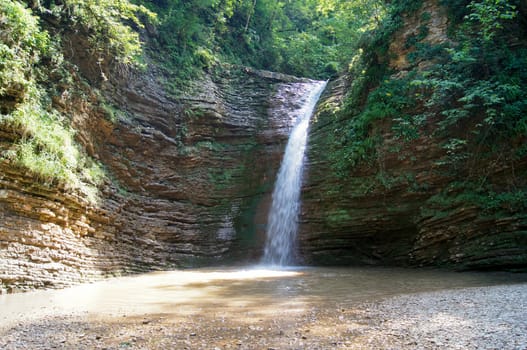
323,0,527,222
100,102,129,123
1,86,105,202
407,2,527,148
0,0,49,109
0,0,106,202
440,0,471,24
138,0,386,81
325,0,527,216
42,0,156,66
329,58,420,174
275,0,386,78
466,0,518,40
326,208,352,227
142,0,232,82
485,190,527,213
421,181,527,220
276,31,339,78
361,76,417,125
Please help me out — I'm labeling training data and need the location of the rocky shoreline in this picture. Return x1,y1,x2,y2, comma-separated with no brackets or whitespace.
1,282,525,349
358,283,527,349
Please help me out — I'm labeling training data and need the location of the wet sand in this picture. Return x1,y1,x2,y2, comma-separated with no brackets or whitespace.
1,267,526,349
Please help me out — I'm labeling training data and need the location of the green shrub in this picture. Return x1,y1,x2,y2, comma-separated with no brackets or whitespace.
1,86,105,202
0,0,49,109
43,0,156,66
0,0,106,203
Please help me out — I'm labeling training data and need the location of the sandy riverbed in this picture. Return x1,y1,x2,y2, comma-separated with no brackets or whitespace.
1,268,526,349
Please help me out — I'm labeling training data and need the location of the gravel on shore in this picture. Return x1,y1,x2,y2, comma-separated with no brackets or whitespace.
1,283,526,349
358,283,527,349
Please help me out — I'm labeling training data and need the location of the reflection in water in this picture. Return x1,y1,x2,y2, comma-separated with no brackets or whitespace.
1,266,527,330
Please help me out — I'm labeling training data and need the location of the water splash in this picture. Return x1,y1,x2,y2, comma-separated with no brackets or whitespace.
262,81,327,266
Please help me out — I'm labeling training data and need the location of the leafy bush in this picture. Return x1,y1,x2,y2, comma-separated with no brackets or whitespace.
330,0,527,180
42,0,156,66
0,0,49,110
1,85,106,202
0,0,106,202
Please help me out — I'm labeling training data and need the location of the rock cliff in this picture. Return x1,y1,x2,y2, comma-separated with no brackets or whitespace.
0,57,315,291
2,0,526,294
299,0,527,270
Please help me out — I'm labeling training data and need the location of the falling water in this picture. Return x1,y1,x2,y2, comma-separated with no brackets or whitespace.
262,80,327,266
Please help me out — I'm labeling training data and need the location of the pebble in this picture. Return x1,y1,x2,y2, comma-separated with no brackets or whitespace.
359,283,527,349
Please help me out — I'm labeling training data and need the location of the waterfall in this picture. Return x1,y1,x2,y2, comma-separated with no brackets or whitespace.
262,80,327,266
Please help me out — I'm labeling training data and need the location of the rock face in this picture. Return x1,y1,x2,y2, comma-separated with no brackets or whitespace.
299,1,527,269
2,0,526,293
388,0,450,71
0,62,316,291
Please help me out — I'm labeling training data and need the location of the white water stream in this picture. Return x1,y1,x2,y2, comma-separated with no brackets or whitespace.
262,81,327,266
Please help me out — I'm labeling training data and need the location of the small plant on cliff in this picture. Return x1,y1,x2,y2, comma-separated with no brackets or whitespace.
2,87,105,189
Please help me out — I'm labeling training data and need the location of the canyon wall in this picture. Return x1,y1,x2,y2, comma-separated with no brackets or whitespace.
2,0,526,294
299,0,527,270
0,63,314,292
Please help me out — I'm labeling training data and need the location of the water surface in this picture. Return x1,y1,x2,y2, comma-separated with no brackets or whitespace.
2,266,526,331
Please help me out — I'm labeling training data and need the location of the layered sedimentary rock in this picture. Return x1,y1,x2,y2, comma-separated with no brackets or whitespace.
301,80,527,269
0,62,314,291
299,1,527,269
2,0,526,294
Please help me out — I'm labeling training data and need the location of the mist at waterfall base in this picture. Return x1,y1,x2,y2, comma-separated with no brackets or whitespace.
261,80,327,267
